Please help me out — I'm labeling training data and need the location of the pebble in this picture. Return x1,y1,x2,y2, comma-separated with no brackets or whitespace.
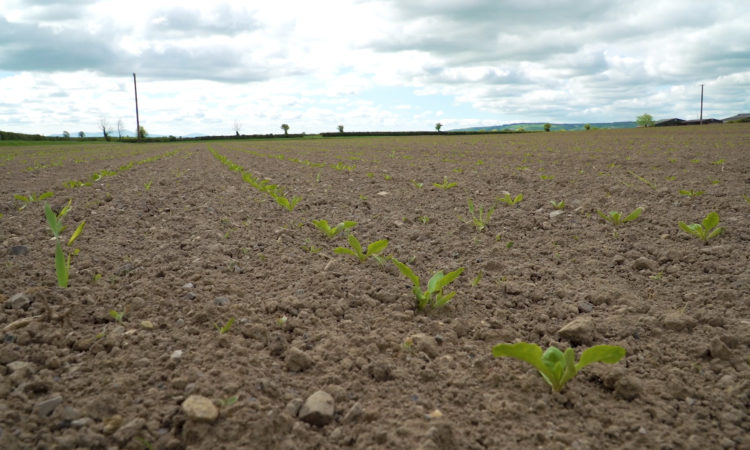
298,390,335,426
181,395,219,422
113,417,146,443
102,414,124,434
285,347,313,372
284,398,303,417
709,337,734,361
71,417,93,428
632,256,657,271
214,296,230,306
140,320,155,329
557,316,596,345
405,333,439,359
661,311,697,331
34,394,63,416
577,301,594,313
183,282,194,289
5,292,31,310
549,210,564,219
170,350,183,361
10,245,29,256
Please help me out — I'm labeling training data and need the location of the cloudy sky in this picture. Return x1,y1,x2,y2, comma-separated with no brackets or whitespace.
1,0,749,136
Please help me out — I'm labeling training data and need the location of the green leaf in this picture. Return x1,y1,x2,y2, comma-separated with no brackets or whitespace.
514,194,523,203
333,247,356,257
392,258,421,289
576,345,627,371
426,271,445,294
702,211,719,231
433,290,456,308
58,199,72,219
68,220,85,246
623,207,644,223
347,234,363,256
38,191,54,201
492,342,551,384
366,239,389,257
707,227,724,240
14,194,31,203
54,242,68,288
44,204,62,237
433,267,464,292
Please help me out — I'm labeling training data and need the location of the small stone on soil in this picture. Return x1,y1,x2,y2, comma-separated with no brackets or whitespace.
181,395,219,422
214,296,230,306
285,347,313,372
10,245,29,256
298,390,335,426
558,316,596,345
5,292,31,309
34,394,63,417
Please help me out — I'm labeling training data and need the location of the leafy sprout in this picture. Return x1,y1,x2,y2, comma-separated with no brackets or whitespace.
334,234,389,263
312,219,357,239
679,189,703,198
467,199,494,232
678,212,724,243
215,318,236,334
44,201,85,288
433,176,457,189
497,193,523,206
391,257,464,310
596,207,644,226
550,200,566,210
492,342,626,392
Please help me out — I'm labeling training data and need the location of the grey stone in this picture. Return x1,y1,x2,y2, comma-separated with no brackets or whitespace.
214,296,230,306
113,417,146,443
34,394,63,416
710,337,734,361
662,311,697,331
558,316,596,345
181,395,219,422
5,292,30,310
284,398,303,417
285,347,313,372
298,390,334,426
10,245,28,256
406,333,439,359
632,257,657,271
577,301,594,313
342,401,363,424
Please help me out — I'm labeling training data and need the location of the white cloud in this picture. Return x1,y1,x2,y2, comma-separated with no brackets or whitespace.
1,0,749,135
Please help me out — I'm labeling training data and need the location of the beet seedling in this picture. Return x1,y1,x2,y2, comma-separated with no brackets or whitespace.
597,207,643,226
467,199,494,232
44,201,85,288
550,200,566,210
679,189,703,198
433,176,457,189
679,211,724,243
391,257,464,309
497,193,523,206
334,234,389,263
312,219,357,239
215,318,235,334
492,342,626,392
14,191,53,210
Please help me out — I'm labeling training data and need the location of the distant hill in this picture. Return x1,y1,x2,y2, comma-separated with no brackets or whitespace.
451,121,638,132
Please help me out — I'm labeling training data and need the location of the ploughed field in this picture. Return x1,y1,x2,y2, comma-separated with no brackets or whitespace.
1,125,749,449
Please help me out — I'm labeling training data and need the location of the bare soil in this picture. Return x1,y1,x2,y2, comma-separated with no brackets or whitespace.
1,125,750,449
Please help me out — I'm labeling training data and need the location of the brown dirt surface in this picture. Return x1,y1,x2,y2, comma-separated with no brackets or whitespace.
1,124,750,449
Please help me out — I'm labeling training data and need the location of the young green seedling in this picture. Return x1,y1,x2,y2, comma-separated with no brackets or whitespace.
109,309,125,323
44,201,85,288
679,189,703,198
492,342,626,392
14,191,54,209
550,200,566,210
411,180,424,188
311,219,357,239
467,199,494,232
391,257,464,310
596,207,644,226
678,212,724,243
433,176,457,189
497,193,523,206
215,317,236,334
273,194,301,211
334,234,389,263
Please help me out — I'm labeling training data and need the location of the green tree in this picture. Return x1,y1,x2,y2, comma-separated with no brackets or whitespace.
584,123,591,130
281,124,290,135
337,124,344,133
138,126,147,139
62,131,70,139
544,122,551,132
78,131,85,139
636,113,654,128
435,123,443,132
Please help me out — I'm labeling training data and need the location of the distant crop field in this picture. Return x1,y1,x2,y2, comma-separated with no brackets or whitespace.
1,124,749,449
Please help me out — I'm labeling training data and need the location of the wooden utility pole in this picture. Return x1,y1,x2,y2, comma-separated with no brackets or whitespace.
699,84,704,125
133,73,141,141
